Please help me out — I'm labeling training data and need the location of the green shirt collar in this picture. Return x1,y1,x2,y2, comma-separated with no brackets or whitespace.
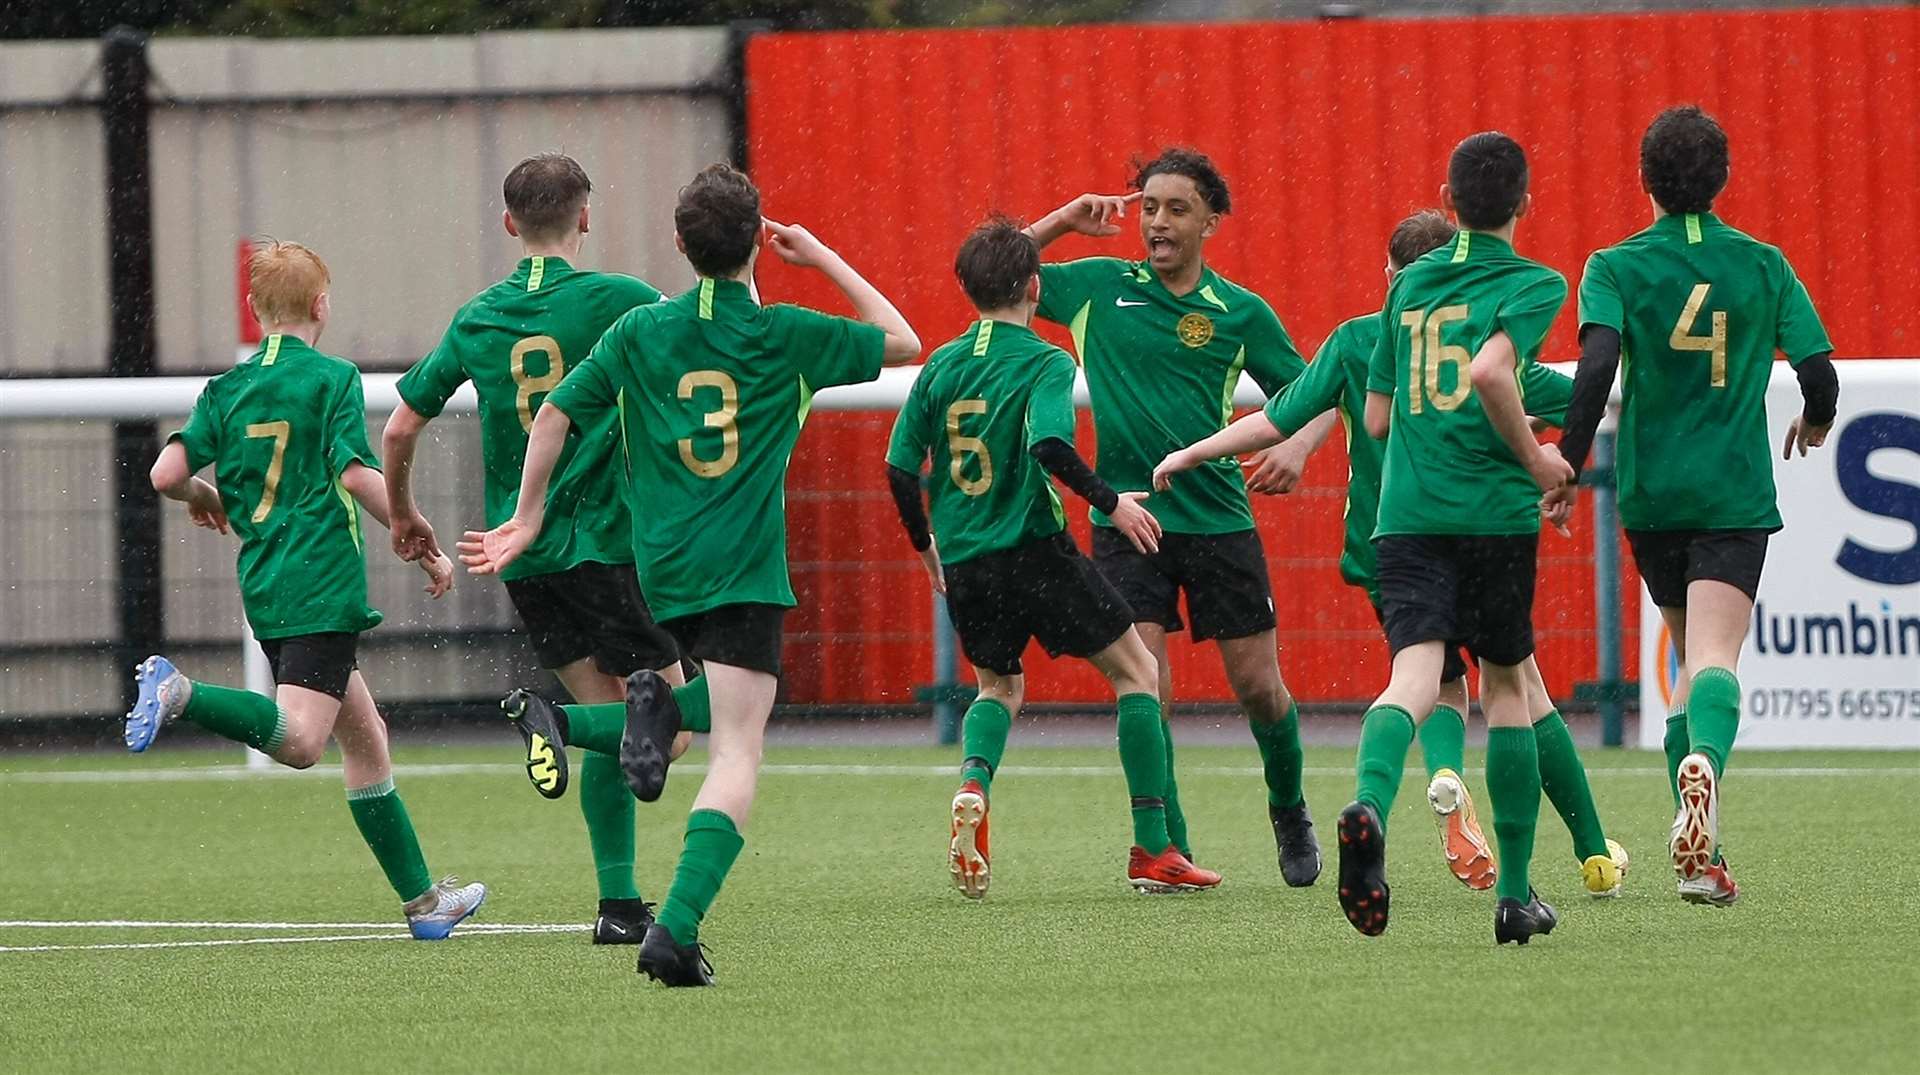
1655,211,1719,243
1131,261,1230,311
1450,230,1516,262
253,333,317,367
512,255,573,292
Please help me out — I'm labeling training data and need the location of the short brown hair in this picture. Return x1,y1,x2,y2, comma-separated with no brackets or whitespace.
675,163,761,278
248,240,330,324
954,215,1040,311
503,154,592,241
1387,209,1457,269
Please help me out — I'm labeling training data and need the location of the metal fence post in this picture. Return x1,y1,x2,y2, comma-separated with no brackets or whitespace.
931,593,961,745
102,26,163,711
1575,402,1629,747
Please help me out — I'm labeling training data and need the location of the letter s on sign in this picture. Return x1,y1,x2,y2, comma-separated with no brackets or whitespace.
1835,412,1920,586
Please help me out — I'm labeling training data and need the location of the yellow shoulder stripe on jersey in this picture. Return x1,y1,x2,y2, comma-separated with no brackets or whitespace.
262,335,283,366
528,255,546,291
973,319,994,356
699,278,715,320
1220,346,1248,426
1452,233,1471,263
1685,214,1703,244
1067,301,1091,365
1199,285,1229,314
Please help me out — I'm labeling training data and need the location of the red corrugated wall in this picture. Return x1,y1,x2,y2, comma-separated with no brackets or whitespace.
750,6,1920,705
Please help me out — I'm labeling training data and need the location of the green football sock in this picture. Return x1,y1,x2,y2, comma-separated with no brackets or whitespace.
675,677,712,734
1353,705,1416,831
1418,704,1467,780
1533,710,1607,861
1664,705,1690,808
1485,726,1542,903
579,752,638,901
346,778,432,902
558,701,624,755
181,681,286,754
1162,722,1190,856
1688,667,1742,777
959,697,1011,795
1250,703,1306,809
1115,692,1172,853
654,809,744,946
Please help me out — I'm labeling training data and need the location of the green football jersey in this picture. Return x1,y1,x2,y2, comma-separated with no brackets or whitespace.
1036,257,1305,534
885,320,1076,565
1367,231,1568,538
397,256,658,582
171,334,383,639
544,277,885,622
1271,311,1578,599
1578,211,1832,531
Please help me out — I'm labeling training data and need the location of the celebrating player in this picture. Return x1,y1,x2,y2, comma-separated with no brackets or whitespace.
1341,132,1573,944
460,164,920,985
886,217,1222,900
1155,209,1628,900
1023,149,1328,885
380,153,698,946
1551,105,1839,906
126,240,486,940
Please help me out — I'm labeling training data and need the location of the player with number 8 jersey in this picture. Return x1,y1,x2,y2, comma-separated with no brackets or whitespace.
386,154,695,947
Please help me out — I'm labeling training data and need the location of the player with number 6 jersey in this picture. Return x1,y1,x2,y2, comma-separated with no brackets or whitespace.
885,217,1220,901
1554,106,1839,906
383,154,698,947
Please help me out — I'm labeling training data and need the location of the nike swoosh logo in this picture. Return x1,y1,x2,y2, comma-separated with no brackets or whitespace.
1115,298,1149,307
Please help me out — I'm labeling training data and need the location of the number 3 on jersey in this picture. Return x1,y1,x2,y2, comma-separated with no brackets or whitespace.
1401,305,1471,413
678,370,740,478
945,399,993,495
1670,283,1728,388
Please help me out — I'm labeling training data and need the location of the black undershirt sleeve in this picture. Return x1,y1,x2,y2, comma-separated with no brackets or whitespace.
1794,352,1839,427
885,464,933,552
1029,437,1120,516
1557,325,1622,478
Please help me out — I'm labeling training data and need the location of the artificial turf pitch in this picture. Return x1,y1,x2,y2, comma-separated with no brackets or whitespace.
2,737,1915,1073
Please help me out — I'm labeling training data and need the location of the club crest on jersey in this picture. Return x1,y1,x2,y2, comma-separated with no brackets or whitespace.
1176,312,1214,349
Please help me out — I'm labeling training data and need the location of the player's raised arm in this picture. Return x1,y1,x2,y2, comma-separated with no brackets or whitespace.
763,218,920,363
1022,191,1141,249
1153,409,1288,492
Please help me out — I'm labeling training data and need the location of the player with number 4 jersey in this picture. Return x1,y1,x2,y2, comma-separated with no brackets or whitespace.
383,154,698,947
1553,106,1839,906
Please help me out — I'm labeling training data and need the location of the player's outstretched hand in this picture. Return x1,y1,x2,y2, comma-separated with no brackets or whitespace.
1109,491,1162,555
458,518,536,576
918,540,946,596
420,551,455,598
1056,191,1141,238
391,508,440,563
764,218,835,269
185,480,229,535
1783,416,1832,460
1526,442,1575,494
1151,449,1196,492
1245,441,1309,495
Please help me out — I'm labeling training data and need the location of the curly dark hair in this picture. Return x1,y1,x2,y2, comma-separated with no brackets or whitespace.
675,163,761,278
1131,147,1230,214
1447,132,1529,231
954,215,1040,311
1641,106,1729,215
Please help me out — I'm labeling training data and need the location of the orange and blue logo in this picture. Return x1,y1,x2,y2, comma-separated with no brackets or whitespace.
1654,623,1683,708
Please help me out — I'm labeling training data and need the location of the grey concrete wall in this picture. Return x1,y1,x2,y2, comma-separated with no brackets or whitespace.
0,28,731,718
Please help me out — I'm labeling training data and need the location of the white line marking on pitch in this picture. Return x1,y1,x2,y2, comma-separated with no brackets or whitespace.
3,762,1916,785
0,923,583,954
0,920,586,931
